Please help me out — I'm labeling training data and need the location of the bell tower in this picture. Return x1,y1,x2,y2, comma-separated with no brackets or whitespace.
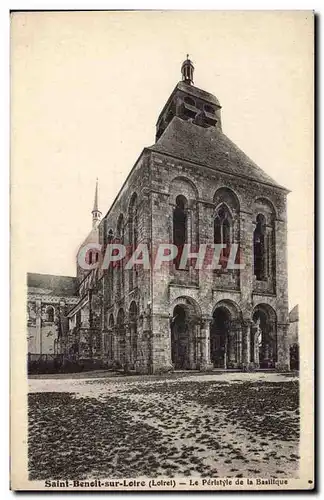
155,56,222,141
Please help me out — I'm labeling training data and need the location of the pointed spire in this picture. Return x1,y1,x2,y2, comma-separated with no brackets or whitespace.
92,178,101,228
92,178,99,213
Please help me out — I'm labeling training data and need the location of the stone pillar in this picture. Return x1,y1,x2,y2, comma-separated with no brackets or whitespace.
199,316,214,371
228,332,236,365
151,313,173,374
242,320,251,369
35,299,42,354
124,322,131,371
251,323,259,367
276,323,290,371
104,327,111,361
111,326,118,366
138,310,151,374
187,209,192,248
237,327,243,366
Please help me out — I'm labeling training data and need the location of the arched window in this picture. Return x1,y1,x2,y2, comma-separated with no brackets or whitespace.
173,195,187,269
214,206,232,244
254,214,266,280
214,205,232,267
128,194,138,290
46,306,54,323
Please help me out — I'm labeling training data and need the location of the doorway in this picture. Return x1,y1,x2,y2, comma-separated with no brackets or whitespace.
171,305,190,369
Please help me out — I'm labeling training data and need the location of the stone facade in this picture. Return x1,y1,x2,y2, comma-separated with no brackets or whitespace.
63,58,290,373
27,273,79,356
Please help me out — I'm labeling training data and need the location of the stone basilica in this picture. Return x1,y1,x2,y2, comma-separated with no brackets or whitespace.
27,58,290,373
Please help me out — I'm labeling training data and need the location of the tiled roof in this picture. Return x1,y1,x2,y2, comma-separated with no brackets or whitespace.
27,273,78,297
289,304,299,323
149,116,287,190
79,226,99,250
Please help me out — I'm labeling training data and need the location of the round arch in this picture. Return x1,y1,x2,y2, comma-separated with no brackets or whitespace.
210,300,243,369
169,175,199,203
252,303,277,323
252,197,277,221
169,295,202,321
213,186,240,211
170,295,202,371
251,303,277,368
212,299,242,320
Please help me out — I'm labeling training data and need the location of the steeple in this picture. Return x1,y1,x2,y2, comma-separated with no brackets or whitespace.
155,58,222,141
181,55,194,85
91,178,102,228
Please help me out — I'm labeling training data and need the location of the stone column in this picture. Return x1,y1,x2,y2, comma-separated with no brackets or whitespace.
250,323,259,366
199,316,214,371
35,299,42,354
276,323,290,371
237,327,243,366
124,322,131,371
139,310,151,374
104,327,111,361
111,326,118,366
228,332,236,366
242,320,251,369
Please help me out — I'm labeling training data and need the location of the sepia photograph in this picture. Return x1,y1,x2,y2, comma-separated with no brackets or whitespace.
10,10,314,491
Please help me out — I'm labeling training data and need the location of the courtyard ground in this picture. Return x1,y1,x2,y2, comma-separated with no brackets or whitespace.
28,371,299,480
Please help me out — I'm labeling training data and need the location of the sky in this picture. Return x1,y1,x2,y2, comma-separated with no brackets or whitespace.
11,11,313,311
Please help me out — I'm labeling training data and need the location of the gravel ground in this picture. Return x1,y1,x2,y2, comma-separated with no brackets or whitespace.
28,372,299,480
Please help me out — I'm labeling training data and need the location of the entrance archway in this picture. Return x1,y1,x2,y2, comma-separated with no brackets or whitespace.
251,304,277,368
171,305,188,369
210,301,242,369
170,297,201,370
210,307,230,368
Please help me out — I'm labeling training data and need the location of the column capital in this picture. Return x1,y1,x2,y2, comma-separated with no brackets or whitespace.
201,315,213,324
